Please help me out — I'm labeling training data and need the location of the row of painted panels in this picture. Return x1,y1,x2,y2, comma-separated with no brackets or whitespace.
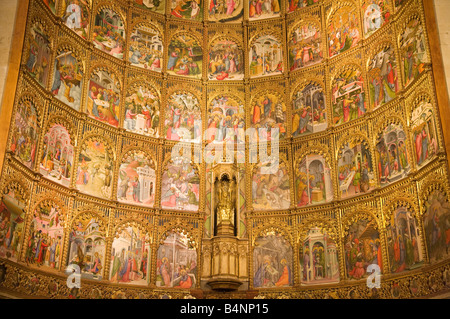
10,84,439,210
44,0,407,25
0,182,448,288
24,21,428,137
32,0,427,80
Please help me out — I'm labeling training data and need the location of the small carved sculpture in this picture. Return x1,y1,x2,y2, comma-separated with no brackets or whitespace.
216,178,235,226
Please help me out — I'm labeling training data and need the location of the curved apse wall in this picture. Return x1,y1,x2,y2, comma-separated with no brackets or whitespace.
0,0,450,299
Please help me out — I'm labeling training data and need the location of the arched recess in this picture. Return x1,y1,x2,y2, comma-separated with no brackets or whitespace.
160,155,200,212
335,129,375,199
294,144,334,207
164,89,202,143
74,133,115,199
39,115,76,187
297,217,340,285
50,42,85,111
25,193,67,271
373,115,411,187
251,224,294,289
383,195,425,274
109,219,152,286
248,32,284,78
366,41,400,110
117,147,157,208
326,1,361,58
9,94,41,170
0,179,29,262
91,4,127,60
123,79,161,138
128,21,163,72
60,0,91,40
155,226,198,289
249,89,287,141
207,36,244,81
291,79,327,137
341,209,383,279
419,181,450,264
85,64,122,128
330,63,367,127
66,209,108,279
250,153,291,211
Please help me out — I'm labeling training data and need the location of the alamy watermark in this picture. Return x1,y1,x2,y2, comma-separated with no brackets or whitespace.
366,264,381,289
66,264,81,289
171,127,280,174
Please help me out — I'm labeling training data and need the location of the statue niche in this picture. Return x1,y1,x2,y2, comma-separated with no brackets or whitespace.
214,174,237,236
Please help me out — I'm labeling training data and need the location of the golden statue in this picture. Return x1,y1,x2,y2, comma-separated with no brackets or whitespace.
216,179,235,226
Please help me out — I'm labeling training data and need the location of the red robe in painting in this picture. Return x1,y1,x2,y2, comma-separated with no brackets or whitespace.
175,275,192,288
349,261,365,279
275,266,290,286
38,240,49,264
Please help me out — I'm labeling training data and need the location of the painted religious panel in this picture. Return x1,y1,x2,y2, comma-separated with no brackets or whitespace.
253,231,293,288
169,0,203,21
86,68,121,127
161,157,200,211
164,91,202,143
287,0,318,13
423,190,450,263
170,0,203,21
292,83,326,136
250,93,287,141
300,227,340,285
328,6,361,58
411,99,438,168
344,218,382,280
0,190,26,261
25,23,51,87
117,150,156,207
167,34,202,79
208,0,243,22
288,23,322,71
62,0,90,39
129,24,163,72
110,225,151,285
331,68,366,126
387,207,423,273
124,84,160,137
375,123,410,186
67,218,106,280
208,39,244,81
368,45,398,110
134,0,166,14
51,50,83,111
249,35,283,78
206,95,245,144
75,138,114,199
248,0,281,20
252,159,290,210
295,154,333,207
10,99,39,169
361,0,390,38
156,231,197,288
92,8,126,59
40,124,74,187
25,203,64,270
43,0,58,14
337,141,374,199
400,17,430,87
